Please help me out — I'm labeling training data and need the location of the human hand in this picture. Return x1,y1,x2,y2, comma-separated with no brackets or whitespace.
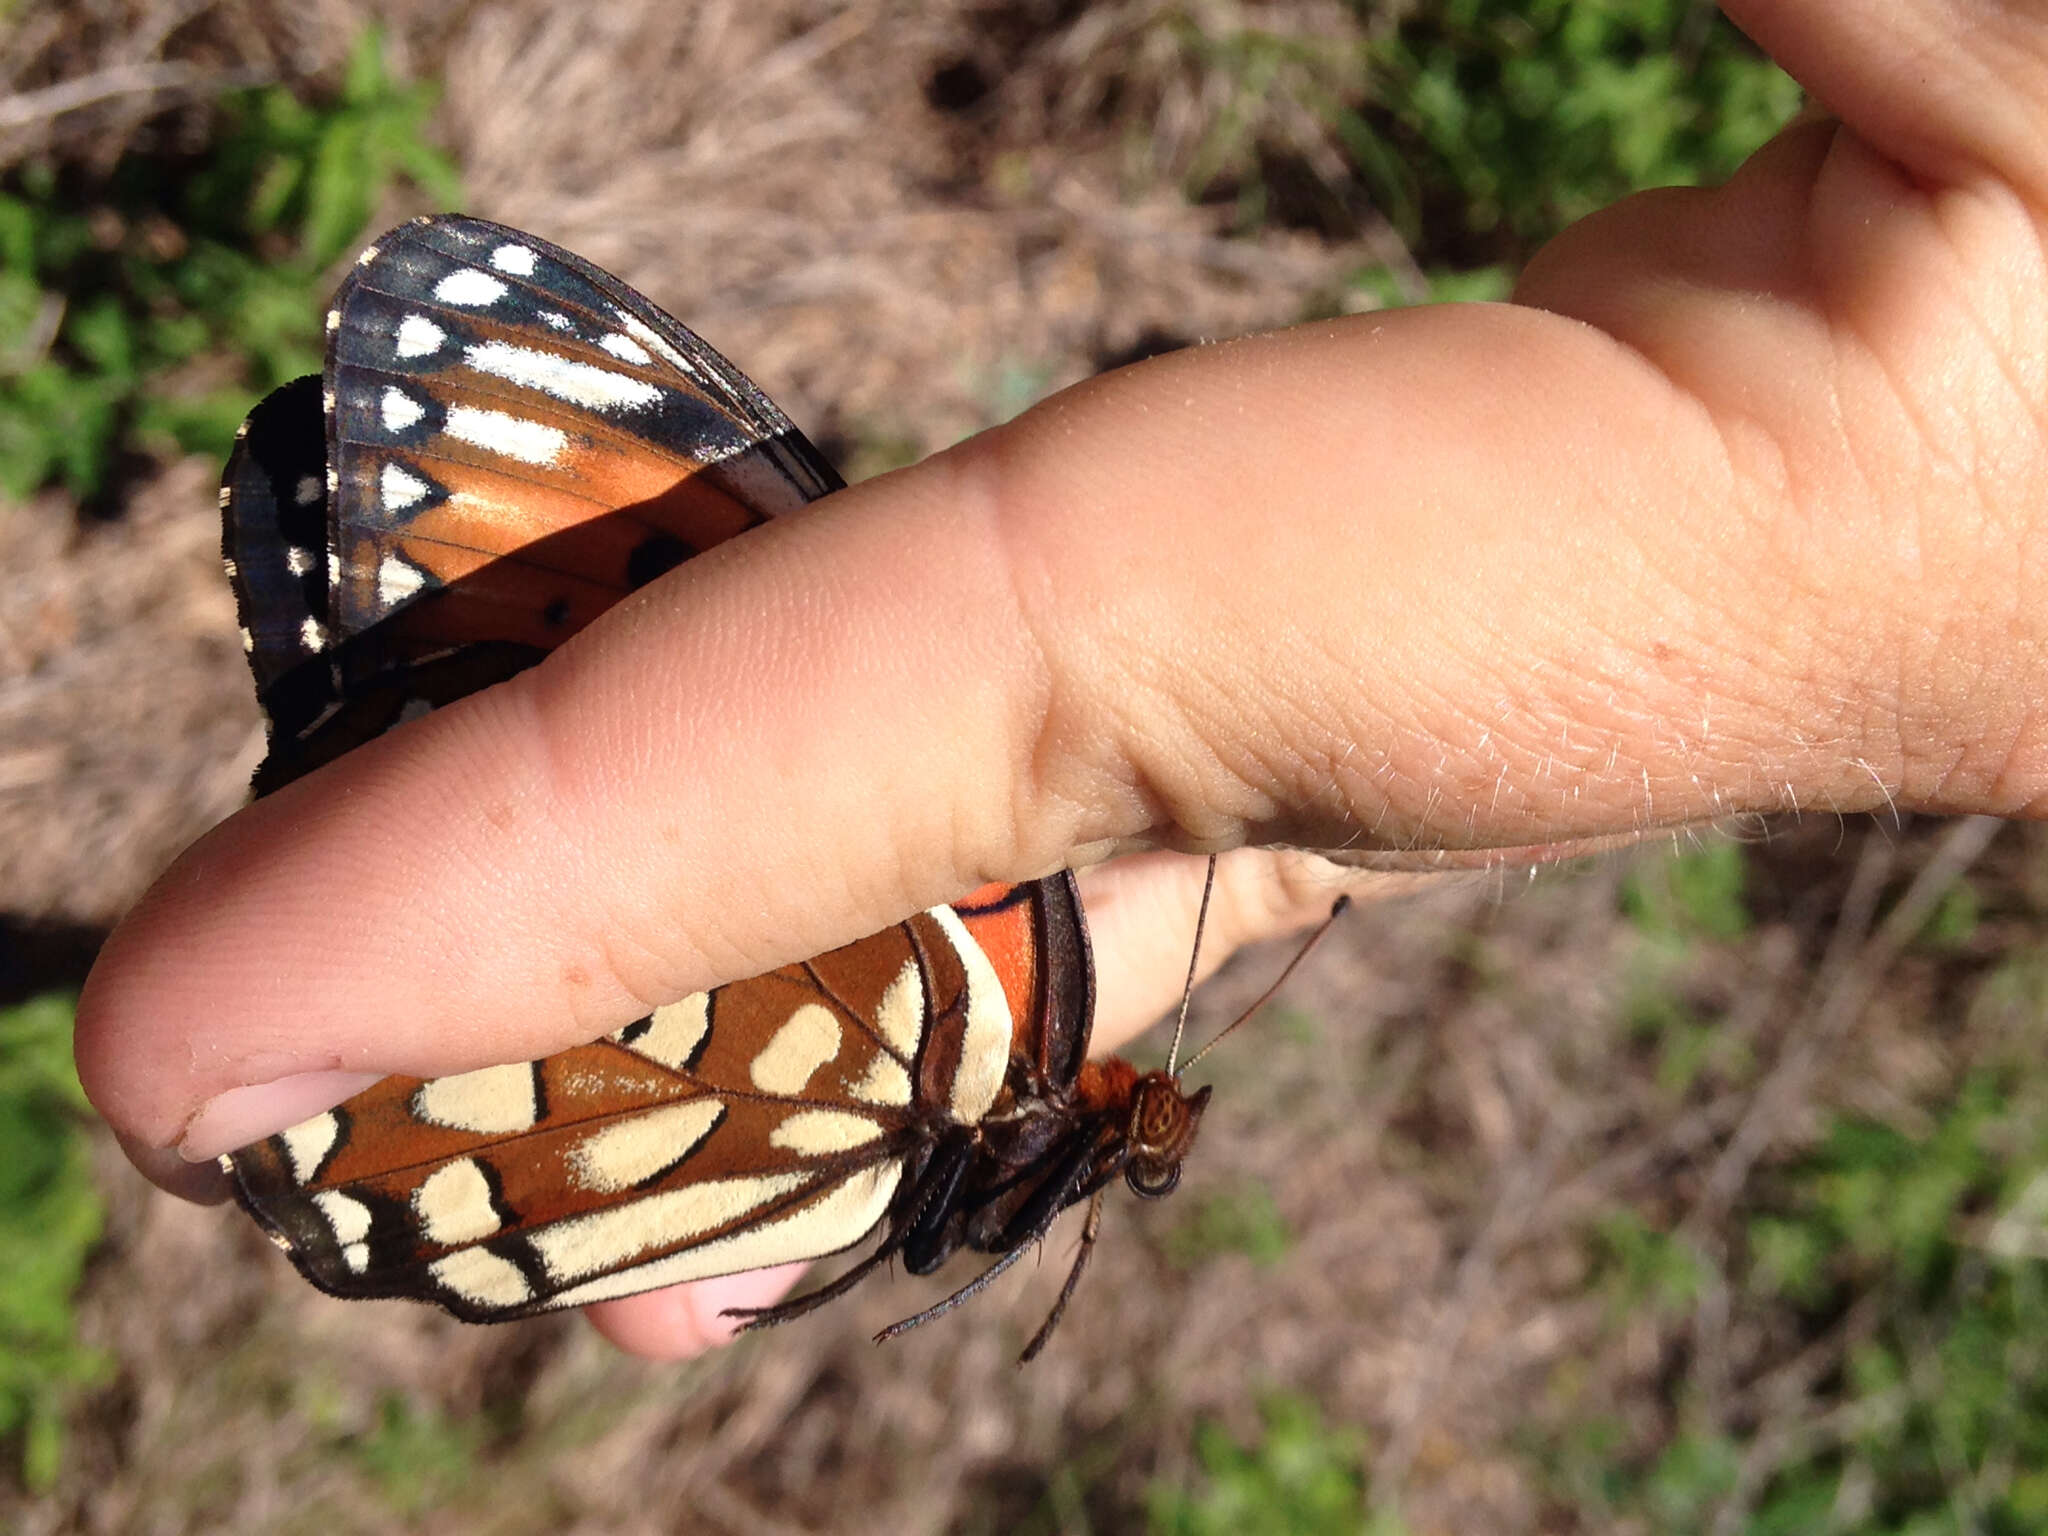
75,0,2048,1357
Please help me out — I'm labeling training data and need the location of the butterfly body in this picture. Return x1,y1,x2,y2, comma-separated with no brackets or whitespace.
219,215,1208,1348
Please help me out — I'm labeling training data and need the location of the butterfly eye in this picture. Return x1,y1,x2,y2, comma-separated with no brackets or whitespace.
1126,1158,1182,1200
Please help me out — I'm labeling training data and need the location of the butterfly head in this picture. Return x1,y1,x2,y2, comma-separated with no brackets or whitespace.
1123,1075,1212,1199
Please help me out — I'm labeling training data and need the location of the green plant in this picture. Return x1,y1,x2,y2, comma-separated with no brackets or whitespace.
1357,0,1803,255
0,30,460,506
1558,1070,2048,1532
1591,1208,1705,1319
1164,1181,1293,1270
0,994,109,1493
346,1391,485,1517
1617,843,1756,1096
1148,1395,1398,1536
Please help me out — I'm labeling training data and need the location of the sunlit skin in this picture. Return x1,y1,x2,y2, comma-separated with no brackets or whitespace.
76,0,2048,1357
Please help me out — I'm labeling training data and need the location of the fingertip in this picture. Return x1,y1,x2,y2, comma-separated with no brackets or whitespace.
583,1264,810,1360
112,1127,235,1204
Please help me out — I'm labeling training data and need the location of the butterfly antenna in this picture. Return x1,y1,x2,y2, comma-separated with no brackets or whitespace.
1177,894,1351,1077
1163,856,1220,1078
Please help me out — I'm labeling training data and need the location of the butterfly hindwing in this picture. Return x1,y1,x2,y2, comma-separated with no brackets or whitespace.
228,899,1065,1320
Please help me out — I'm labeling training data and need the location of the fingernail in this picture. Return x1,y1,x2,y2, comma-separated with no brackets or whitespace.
179,1069,385,1162
115,1128,236,1204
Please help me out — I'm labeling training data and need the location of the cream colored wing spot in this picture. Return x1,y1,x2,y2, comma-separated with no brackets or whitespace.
430,1247,532,1310
489,242,537,276
414,1063,541,1134
377,554,426,607
929,904,1013,1123
312,1189,373,1273
279,1111,342,1185
381,462,430,512
443,404,568,467
750,1003,840,1094
394,314,446,359
529,1171,810,1285
871,955,924,1060
770,1108,886,1156
544,1162,904,1309
412,1159,503,1246
462,340,662,413
611,995,710,1071
566,1099,723,1194
379,385,425,433
432,268,507,307
847,1053,912,1108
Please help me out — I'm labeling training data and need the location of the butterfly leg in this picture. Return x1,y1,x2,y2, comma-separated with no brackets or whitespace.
722,1230,911,1332
872,1132,1103,1348
1019,1188,1104,1364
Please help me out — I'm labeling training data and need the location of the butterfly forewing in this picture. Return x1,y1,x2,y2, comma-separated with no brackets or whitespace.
320,217,840,675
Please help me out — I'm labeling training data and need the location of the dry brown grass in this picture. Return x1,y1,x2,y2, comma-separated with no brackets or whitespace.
2,4,2026,1534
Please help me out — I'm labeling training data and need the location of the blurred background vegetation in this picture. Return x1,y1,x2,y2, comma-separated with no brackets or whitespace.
7,3,2042,1533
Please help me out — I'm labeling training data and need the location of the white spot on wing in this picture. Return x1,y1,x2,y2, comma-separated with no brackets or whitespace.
356,243,381,266
342,1241,369,1273
413,1159,502,1245
930,905,1014,1122
414,1063,540,1134
750,1004,839,1094
279,1112,341,1184
531,1171,809,1284
394,314,446,359
380,386,426,433
872,957,924,1059
380,463,429,511
567,1099,722,1193
848,1054,911,1108
377,554,426,607
298,616,328,652
431,1247,531,1309
538,310,574,331
612,996,709,1070
433,268,508,307
613,308,698,377
294,474,322,507
312,1189,371,1244
490,243,537,276
284,546,313,576
770,1108,885,1156
543,1163,902,1308
463,340,663,412
599,333,653,366
444,404,568,466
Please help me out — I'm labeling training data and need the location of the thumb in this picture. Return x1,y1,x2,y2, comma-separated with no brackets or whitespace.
75,297,1841,1174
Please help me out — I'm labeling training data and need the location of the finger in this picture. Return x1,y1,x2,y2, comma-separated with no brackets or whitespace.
583,1265,810,1361
79,247,1985,1161
1721,1,2048,200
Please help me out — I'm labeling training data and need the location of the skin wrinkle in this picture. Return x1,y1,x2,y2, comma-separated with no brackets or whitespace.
939,438,1117,877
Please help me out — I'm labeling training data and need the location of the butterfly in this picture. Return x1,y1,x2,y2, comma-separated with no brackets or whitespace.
217,214,1221,1358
